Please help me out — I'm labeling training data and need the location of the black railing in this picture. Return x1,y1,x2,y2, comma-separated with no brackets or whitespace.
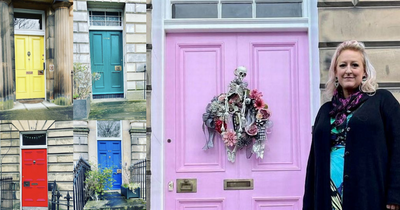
73,157,91,210
50,180,73,210
0,177,14,210
130,160,146,200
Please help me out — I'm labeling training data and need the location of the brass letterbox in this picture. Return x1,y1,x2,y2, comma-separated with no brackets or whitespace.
177,179,197,193
224,179,254,190
38,70,44,75
117,169,122,173
115,66,122,71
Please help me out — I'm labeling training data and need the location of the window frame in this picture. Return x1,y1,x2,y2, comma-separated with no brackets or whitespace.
20,131,47,149
14,9,45,36
88,8,124,31
96,121,123,140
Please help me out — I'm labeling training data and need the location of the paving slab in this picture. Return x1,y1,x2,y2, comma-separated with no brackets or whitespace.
12,102,27,110
25,103,47,110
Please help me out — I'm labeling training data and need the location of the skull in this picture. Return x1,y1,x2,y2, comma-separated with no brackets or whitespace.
234,66,247,81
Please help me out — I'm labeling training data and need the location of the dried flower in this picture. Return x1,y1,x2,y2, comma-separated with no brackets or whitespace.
218,94,226,102
254,98,265,110
222,130,238,147
257,108,271,120
249,89,263,100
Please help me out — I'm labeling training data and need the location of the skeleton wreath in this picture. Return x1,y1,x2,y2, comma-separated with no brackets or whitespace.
202,66,273,163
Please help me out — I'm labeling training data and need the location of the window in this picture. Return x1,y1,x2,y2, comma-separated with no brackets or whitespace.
89,11,122,26
22,133,46,146
172,3,218,19
171,0,303,19
97,121,121,138
14,12,42,30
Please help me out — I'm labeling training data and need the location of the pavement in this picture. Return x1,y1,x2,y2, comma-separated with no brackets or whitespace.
0,101,73,120
83,192,146,210
87,99,146,120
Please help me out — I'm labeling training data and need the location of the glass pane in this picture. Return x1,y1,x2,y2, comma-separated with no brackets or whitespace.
222,3,252,18
256,3,302,17
97,121,121,138
22,134,46,146
172,3,218,19
14,13,42,30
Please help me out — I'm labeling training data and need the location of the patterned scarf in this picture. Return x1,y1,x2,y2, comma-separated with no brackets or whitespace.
329,87,368,126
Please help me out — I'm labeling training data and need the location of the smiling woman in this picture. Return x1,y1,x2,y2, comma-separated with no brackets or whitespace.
303,41,400,210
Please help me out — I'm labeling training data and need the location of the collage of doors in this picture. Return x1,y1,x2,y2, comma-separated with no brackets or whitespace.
3,0,399,210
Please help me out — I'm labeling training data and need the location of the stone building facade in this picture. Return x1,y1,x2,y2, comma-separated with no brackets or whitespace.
73,0,147,100
318,0,400,101
0,120,74,209
0,0,74,110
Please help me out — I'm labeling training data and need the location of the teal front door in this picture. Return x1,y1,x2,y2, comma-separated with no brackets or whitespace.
90,31,124,97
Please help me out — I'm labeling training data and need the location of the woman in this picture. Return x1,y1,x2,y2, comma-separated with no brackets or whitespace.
303,40,400,210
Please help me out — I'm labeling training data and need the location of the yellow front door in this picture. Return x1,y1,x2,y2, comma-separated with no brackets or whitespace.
15,35,45,99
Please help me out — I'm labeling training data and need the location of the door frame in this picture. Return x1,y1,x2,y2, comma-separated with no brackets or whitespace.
152,0,320,209
95,121,124,189
88,8,126,99
14,8,47,101
19,131,48,209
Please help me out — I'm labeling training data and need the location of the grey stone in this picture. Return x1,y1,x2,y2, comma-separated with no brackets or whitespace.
136,4,146,13
78,22,88,32
77,1,87,11
73,33,89,43
127,54,146,62
126,44,136,53
136,63,146,72
73,22,78,32
73,12,88,21
126,24,135,33
136,81,144,90
79,44,90,53
126,3,136,12
73,44,78,53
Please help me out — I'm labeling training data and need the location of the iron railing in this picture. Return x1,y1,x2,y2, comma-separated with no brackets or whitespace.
130,160,146,200
50,180,73,210
0,177,15,210
73,157,91,210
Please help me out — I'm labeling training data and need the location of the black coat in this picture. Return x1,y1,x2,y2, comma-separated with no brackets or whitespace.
303,89,400,210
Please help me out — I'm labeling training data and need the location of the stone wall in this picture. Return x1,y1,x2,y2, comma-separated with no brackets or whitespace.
318,0,400,102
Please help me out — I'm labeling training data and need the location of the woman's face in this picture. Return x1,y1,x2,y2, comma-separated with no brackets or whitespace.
335,49,365,96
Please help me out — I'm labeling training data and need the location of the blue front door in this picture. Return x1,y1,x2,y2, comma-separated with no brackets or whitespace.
90,31,124,96
97,140,122,190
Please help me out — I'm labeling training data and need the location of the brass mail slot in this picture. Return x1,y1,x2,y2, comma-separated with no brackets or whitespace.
31,183,38,186
177,179,197,193
115,66,122,71
26,71,33,75
38,70,44,75
224,179,254,190
117,169,122,173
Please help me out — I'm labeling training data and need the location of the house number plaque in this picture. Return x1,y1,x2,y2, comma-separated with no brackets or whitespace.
115,66,122,71
26,71,33,75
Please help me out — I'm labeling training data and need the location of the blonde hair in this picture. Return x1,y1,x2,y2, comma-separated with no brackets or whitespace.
325,40,378,99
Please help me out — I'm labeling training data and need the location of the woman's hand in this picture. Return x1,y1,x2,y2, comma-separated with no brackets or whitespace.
387,204,400,210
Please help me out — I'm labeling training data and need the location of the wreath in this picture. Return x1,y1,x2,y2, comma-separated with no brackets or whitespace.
202,66,273,163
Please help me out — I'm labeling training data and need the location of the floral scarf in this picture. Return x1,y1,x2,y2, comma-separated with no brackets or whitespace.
329,88,369,127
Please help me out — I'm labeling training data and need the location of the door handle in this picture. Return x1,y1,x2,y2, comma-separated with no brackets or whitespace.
168,181,174,192
43,62,45,70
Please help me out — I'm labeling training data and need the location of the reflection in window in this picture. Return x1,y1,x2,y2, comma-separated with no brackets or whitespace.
172,3,218,19
14,13,42,30
256,3,302,18
222,3,252,18
90,11,122,26
22,134,46,146
97,121,121,138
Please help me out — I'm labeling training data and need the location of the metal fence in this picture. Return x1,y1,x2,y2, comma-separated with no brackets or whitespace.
130,160,146,200
50,180,73,210
0,177,15,210
73,157,91,210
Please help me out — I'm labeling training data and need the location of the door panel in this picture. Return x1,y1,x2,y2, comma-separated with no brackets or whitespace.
90,31,123,95
97,140,122,190
22,149,48,207
15,36,45,99
15,35,45,99
165,33,310,209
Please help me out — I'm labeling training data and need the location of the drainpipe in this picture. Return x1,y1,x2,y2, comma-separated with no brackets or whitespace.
146,1,152,210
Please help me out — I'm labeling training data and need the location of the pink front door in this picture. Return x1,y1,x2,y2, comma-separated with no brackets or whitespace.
165,32,311,210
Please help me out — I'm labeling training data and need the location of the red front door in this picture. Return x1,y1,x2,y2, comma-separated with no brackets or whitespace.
22,149,48,207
